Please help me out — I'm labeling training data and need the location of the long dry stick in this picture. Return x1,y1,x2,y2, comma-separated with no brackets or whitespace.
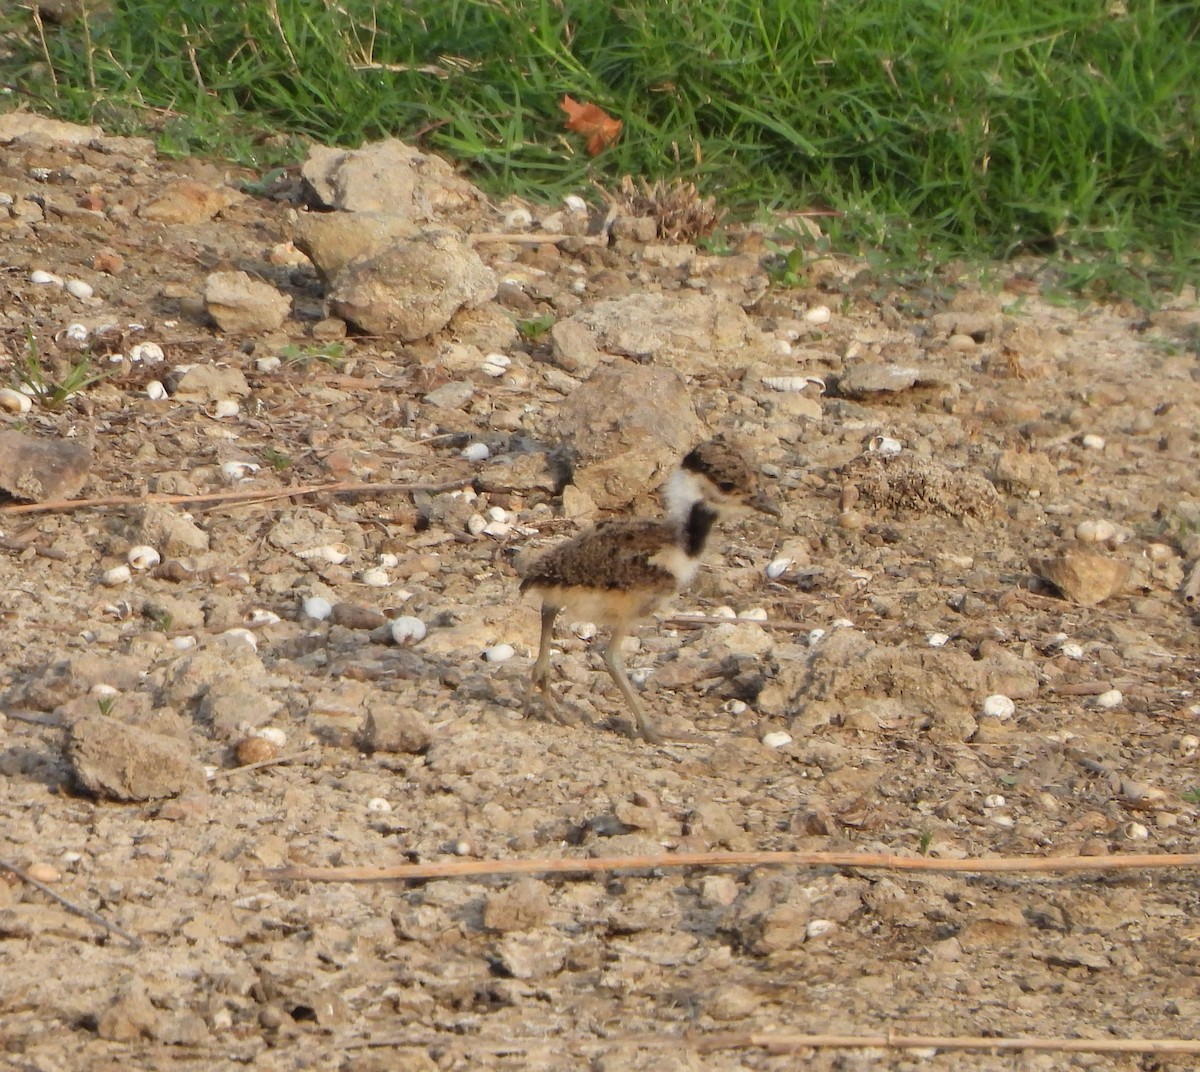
469,231,607,246
0,477,470,517
0,859,141,949
345,1029,1200,1057
255,849,1200,885
664,613,815,633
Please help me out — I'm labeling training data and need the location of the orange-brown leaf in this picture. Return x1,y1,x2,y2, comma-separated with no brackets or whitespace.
560,94,622,156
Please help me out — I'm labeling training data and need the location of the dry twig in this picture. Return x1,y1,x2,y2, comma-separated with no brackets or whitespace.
0,477,470,518
344,1029,1200,1057
255,848,1200,885
0,858,141,949
208,749,319,779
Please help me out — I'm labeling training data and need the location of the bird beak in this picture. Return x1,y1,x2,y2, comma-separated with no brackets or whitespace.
750,491,782,517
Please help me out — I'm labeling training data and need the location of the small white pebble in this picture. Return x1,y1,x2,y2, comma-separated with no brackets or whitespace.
221,460,259,482
1123,821,1149,840
982,694,1016,720
806,919,835,938
483,643,516,663
990,813,1016,829
297,543,350,565
1146,543,1175,564
807,628,826,646
481,353,511,377
723,699,748,715
487,506,509,523
738,607,769,621
366,797,392,813
378,552,400,569
765,557,793,580
204,765,220,780
128,341,164,364
564,194,588,213
256,726,287,748
0,387,32,414
503,207,533,230
29,269,62,286
761,731,793,749
462,442,490,463
256,355,282,373
126,545,161,570
90,683,119,700
245,608,281,626
390,615,427,645
570,621,597,641
66,278,93,300
222,627,258,651
212,398,240,419
831,618,855,630
359,567,391,588
145,380,168,401
1095,689,1123,709
466,513,488,535
804,304,832,325
171,635,198,651
1075,519,1116,543
712,606,737,619
772,337,793,357
628,667,652,687
983,794,1006,809
1060,642,1084,660
302,596,333,621
482,519,512,538
101,564,132,586
64,323,90,341
868,435,903,456
927,632,951,648
453,839,473,856
1178,734,1199,757
1081,433,1106,451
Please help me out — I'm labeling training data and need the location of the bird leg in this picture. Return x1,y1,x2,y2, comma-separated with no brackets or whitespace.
526,603,573,724
601,628,665,745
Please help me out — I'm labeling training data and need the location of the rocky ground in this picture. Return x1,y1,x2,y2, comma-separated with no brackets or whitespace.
0,111,1199,1071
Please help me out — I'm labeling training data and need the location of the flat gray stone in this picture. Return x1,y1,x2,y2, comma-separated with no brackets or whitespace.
68,715,205,801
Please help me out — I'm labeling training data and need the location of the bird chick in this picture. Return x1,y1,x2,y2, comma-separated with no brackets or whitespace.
518,436,780,744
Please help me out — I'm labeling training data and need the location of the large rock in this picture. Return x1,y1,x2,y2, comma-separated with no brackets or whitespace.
551,364,701,511
68,715,205,801
204,271,291,333
301,139,484,220
0,431,91,502
292,211,419,281
139,180,239,225
328,230,497,340
561,291,775,376
0,114,101,146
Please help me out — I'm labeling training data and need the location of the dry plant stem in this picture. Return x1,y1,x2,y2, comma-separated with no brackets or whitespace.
256,849,1200,885
208,749,318,779
346,1030,1200,1057
664,613,815,633
0,477,470,517
469,231,607,246
0,858,141,949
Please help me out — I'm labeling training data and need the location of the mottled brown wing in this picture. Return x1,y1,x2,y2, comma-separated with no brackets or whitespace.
520,519,678,594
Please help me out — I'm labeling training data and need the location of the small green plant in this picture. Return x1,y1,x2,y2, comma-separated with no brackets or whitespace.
1183,788,1200,805
14,333,108,409
262,446,292,470
517,314,555,342
278,342,346,370
148,609,174,633
917,830,934,855
763,246,807,289
95,696,116,717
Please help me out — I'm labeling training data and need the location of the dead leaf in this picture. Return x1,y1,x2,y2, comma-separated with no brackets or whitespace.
560,95,622,156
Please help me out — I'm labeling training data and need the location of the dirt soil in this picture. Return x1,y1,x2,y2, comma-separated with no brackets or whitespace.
1,126,1200,1072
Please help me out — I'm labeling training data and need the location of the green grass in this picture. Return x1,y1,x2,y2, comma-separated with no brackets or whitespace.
4,0,1198,302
